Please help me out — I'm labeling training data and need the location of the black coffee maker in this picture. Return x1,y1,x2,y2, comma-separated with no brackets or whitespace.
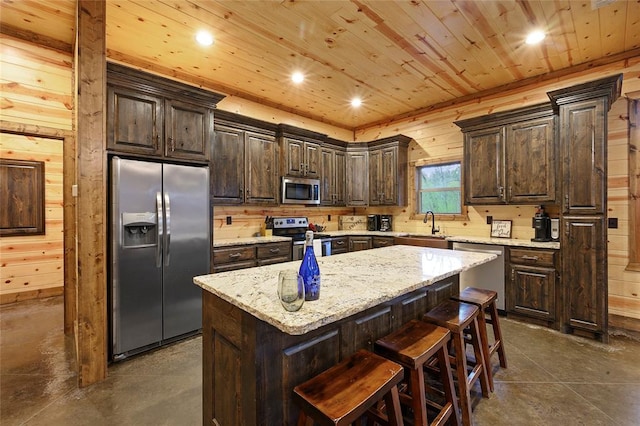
531,205,551,242
367,214,381,231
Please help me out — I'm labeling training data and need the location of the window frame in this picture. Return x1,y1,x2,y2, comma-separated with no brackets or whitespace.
411,158,468,221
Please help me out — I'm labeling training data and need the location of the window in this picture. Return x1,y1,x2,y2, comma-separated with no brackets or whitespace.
417,161,462,214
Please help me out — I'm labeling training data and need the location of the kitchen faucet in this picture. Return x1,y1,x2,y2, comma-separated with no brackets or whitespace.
423,211,440,235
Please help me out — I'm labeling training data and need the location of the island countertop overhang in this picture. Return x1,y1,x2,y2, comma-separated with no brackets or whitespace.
194,246,496,335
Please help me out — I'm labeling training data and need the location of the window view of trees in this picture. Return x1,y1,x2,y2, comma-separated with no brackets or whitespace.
417,162,461,214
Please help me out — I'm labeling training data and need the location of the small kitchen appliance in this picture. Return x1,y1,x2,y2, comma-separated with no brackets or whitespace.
531,205,551,242
367,214,381,231
281,177,321,205
380,215,393,232
550,218,560,241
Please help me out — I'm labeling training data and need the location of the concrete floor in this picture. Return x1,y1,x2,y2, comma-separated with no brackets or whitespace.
1,296,639,425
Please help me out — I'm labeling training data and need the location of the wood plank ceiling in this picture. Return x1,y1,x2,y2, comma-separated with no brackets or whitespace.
1,0,639,129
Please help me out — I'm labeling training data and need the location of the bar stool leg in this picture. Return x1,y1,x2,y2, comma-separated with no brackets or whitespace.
435,343,460,426
488,301,507,368
469,317,490,398
409,365,428,426
474,309,494,392
451,328,472,426
383,386,404,426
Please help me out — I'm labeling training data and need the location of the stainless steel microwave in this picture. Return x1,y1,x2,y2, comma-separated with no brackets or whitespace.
281,177,321,205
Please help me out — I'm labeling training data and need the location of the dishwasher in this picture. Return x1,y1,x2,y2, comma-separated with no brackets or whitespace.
452,242,505,311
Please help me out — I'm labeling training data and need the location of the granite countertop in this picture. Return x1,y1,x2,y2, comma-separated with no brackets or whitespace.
213,236,291,247
194,246,496,335
212,232,560,249
445,235,560,249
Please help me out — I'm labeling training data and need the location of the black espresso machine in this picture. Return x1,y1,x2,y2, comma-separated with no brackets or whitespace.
531,205,551,242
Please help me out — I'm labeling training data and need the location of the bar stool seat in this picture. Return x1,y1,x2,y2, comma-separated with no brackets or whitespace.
423,300,490,426
451,287,507,393
375,319,460,426
293,349,404,426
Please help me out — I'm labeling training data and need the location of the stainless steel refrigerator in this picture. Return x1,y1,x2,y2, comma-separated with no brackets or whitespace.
110,156,210,360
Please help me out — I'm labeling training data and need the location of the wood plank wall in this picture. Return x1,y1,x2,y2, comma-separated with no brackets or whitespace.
0,133,64,303
354,57,640,324
0,34,73,303
213,206,354,240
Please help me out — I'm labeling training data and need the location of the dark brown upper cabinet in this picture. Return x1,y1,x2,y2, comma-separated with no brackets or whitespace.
107,63,224,163
320,139,347,206
345,147,369,207
455,103,557,205
278,124,325,179
212,111,279,205
368,136,410,206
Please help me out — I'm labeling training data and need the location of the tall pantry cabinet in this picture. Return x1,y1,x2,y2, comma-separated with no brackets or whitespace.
548,74,622,343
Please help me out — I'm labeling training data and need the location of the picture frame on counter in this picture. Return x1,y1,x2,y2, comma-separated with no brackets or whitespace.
490,219,512,238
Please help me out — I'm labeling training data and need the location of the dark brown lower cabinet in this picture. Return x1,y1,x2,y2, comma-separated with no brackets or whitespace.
372,236,394,248
212,241,291,273
562,216,607,341
330,237,348,255
507,248,558,327
202,276,458,424
349,236,372,251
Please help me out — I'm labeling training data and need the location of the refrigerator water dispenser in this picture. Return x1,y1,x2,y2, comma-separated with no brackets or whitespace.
122,212,157,247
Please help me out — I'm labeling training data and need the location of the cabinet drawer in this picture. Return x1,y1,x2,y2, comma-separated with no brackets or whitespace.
213,259,257,273
213,246,256,265
257,256,292,267
509,248,555,267
257,242,291,260
331,237,348,251
372,237,394,248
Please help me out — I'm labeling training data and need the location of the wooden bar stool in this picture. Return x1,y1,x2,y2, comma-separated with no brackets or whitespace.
451,287,507,393
293,349,404,426
423,301,490,426
374,319,460,426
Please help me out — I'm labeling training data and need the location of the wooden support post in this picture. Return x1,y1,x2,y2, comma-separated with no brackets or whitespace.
76,0,107,387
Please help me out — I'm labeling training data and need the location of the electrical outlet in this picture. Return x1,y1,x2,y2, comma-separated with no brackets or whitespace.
226,216,232,225
486,215,493,225
608,217,618,229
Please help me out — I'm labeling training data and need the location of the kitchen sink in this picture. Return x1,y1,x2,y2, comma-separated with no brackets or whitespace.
393,235,451,249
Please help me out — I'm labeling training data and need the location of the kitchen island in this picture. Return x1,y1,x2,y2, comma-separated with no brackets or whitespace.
194,245,497,425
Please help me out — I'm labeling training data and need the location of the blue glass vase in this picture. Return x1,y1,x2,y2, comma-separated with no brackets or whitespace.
299,231,320,301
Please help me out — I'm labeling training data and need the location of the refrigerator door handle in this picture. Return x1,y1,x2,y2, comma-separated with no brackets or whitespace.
164,191,171,266
156,192,163,268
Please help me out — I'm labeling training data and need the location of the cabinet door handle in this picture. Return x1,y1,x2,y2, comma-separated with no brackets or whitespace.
499,186,504,199
521,255,539,261
565,221,570,237
228,253,241,259
564,194,569,211
336,240,344,246
509,185,512,199
246,188,250,197
300,163,305,175
269,248,280,254
168,137,174,151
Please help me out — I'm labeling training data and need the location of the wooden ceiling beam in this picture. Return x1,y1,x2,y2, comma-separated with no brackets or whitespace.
0,23,73,53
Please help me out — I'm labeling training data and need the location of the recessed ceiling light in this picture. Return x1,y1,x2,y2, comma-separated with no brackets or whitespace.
351,97,362,108
291,71,304,84
525,30,545,45
196,31,214,46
